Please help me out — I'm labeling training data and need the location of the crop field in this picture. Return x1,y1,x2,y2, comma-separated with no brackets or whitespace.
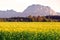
0,22,60,40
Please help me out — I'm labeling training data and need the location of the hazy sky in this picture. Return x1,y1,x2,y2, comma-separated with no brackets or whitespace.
0,0,60,12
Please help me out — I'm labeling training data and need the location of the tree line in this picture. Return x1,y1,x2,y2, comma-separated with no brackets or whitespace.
0,15,60,22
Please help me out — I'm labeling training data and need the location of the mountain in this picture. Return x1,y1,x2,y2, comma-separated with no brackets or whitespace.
0,4,58,18
57,12,60,16
0,10,22,18
22,4,57,17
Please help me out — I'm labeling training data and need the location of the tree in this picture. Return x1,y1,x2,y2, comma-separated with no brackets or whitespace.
32,16,37,22
37,16,41,22
28,15,32,18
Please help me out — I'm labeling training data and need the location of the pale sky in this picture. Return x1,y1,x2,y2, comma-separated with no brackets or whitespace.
0,0,60,12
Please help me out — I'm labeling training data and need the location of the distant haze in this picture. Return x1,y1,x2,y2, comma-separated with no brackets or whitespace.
22,4,57,17
0,0,60,12
0,4,58,18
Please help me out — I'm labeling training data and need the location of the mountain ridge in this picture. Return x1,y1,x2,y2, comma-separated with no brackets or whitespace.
22,4,57,17
0,4,59,18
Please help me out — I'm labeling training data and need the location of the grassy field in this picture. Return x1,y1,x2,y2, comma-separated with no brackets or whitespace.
0,22,60,40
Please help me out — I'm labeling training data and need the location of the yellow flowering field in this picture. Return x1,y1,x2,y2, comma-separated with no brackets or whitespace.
0,22,60,40
0,22,60,32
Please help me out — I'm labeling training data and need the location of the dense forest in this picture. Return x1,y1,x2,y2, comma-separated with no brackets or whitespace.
0,15,60,22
